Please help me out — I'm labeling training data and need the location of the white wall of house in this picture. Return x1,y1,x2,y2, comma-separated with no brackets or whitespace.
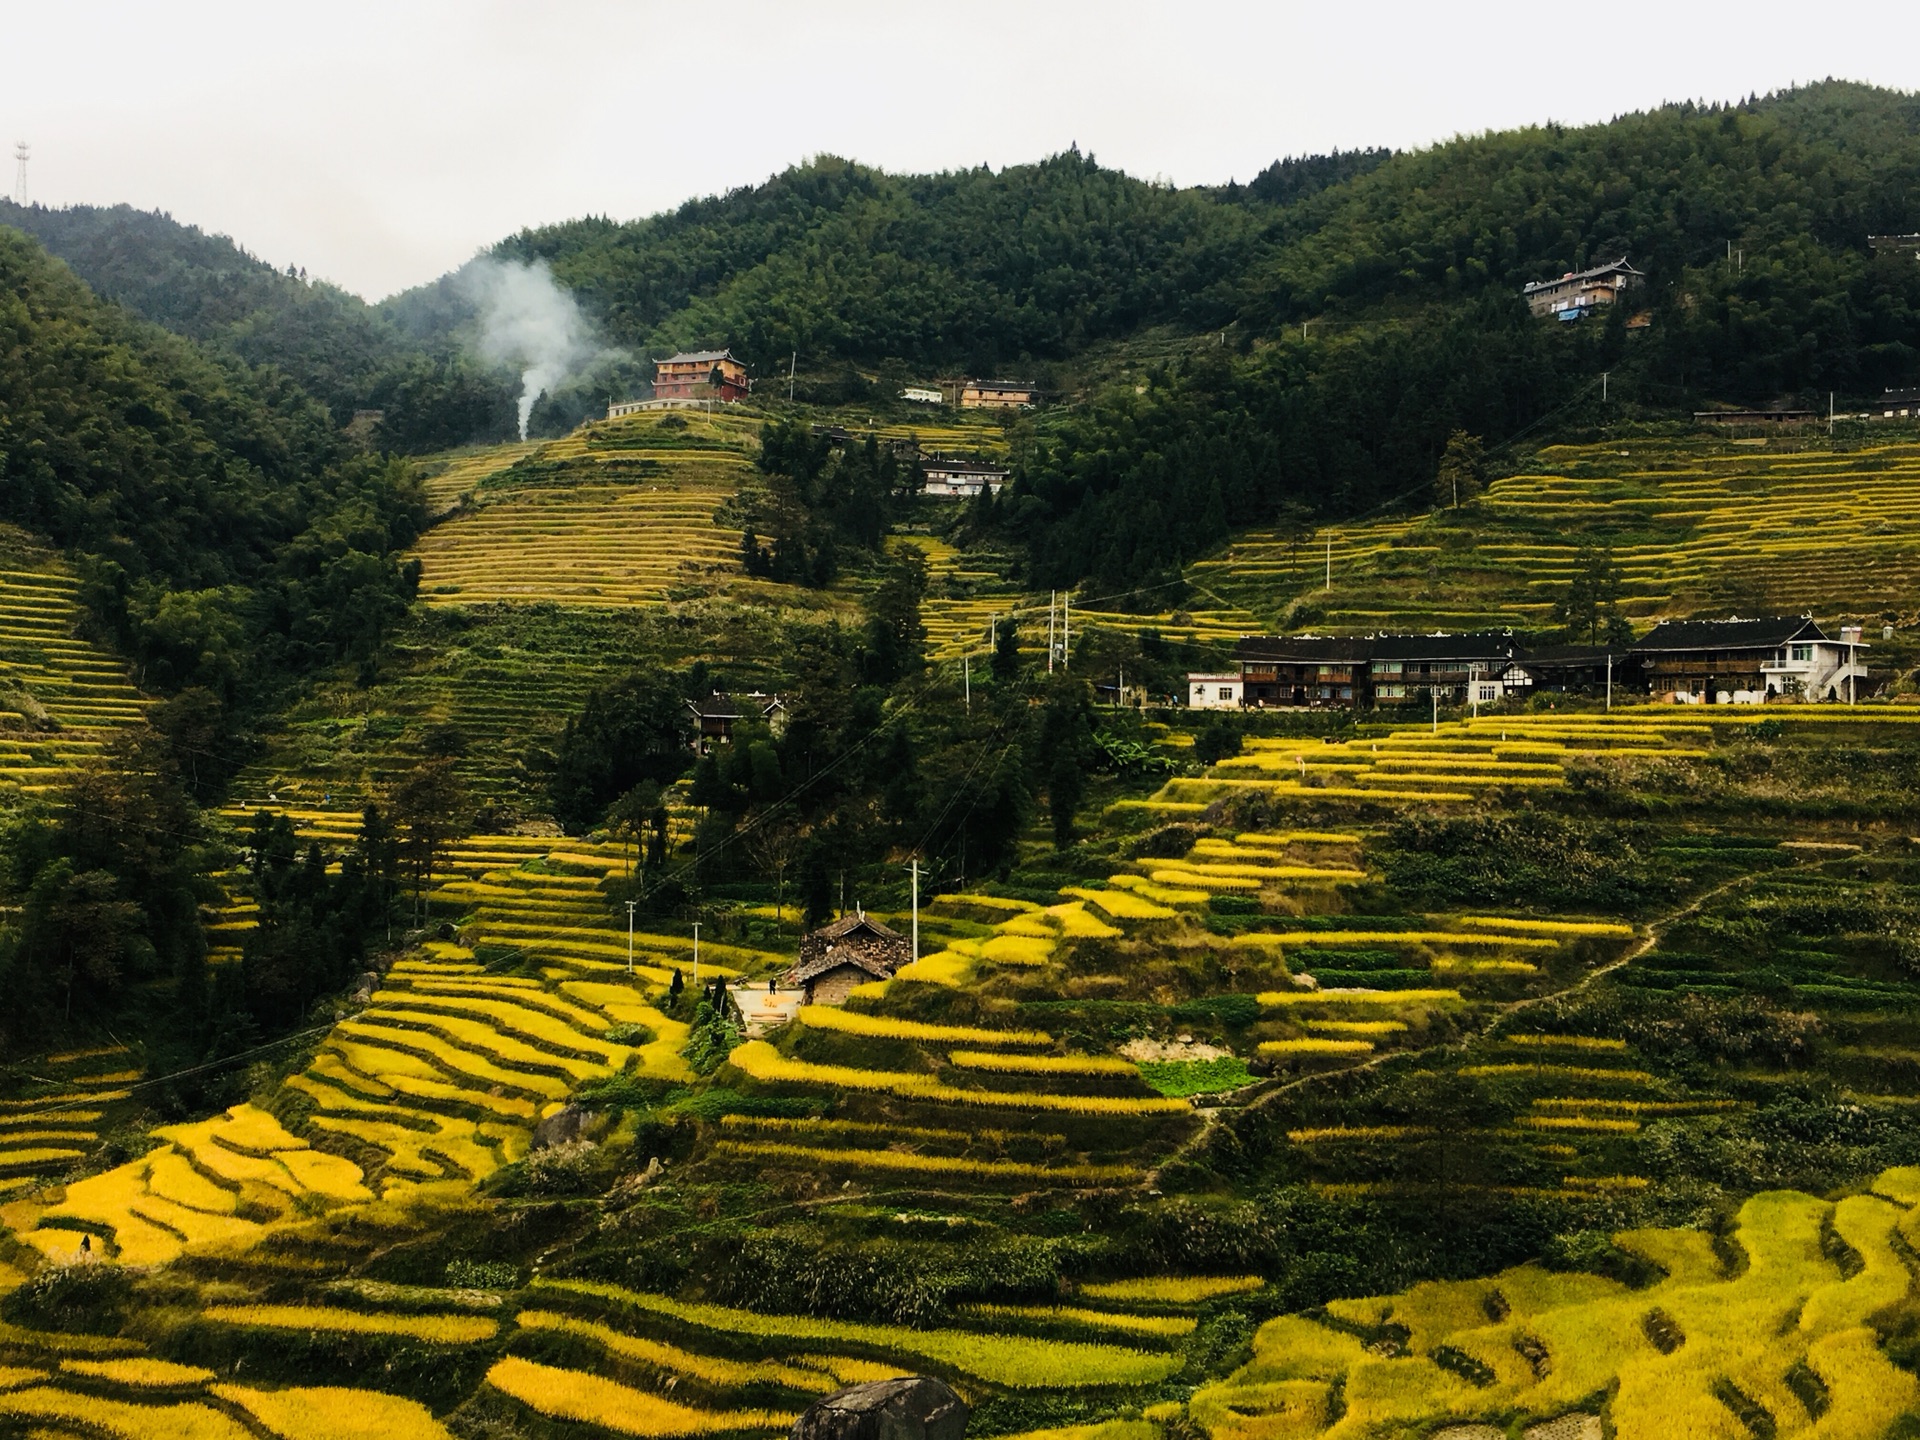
1763,633,1870,701
1187,674,1242,709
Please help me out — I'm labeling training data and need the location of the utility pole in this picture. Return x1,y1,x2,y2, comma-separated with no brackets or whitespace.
1602,372,1608,403
1062,592,1071,670
11,142,26,206
1047,592,1056,674
1325,536,1332,592
1829,392,1835,438
1606,652,1613,712
626,900,637,976
1431,685,1439,735
907,859,920,964
788,351,796,404
963,653,971,714
691,921,701,985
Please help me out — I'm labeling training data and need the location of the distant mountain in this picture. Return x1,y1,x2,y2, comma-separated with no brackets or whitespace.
0,201,513,449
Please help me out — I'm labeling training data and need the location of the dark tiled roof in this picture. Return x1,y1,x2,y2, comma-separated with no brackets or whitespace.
808,912,903,944
1516,643,1621,664
1522,257,1644,295
784,947,898,986
1236,636,1373,663
687,692,783,721
922,458,1008,476
1370,631,1521,662
660,349,736,365
1630,617,1824,653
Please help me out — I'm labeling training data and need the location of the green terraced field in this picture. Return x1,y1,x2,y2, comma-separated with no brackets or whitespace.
1197,435,1920,636
0,531,150,801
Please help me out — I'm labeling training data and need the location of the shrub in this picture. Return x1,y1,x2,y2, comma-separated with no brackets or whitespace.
1,1263,133,1335
1192,722,1243,767
1137,1059,1253,1097
526,1139,600,1196
446,1259,520,1289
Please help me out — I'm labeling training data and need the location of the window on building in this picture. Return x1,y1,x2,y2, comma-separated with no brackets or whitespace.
1373,661,1403,675
1218,687,1234,701
1790,645,1813,662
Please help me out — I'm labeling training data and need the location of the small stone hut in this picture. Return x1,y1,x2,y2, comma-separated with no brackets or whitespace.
782,911,912,1007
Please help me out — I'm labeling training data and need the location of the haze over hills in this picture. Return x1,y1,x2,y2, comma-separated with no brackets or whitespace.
12,81,1920,595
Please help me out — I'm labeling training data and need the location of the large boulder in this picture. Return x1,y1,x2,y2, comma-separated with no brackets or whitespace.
790,1377,967,1440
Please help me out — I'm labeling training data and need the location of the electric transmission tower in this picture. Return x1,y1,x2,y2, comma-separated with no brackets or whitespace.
12,143,27,205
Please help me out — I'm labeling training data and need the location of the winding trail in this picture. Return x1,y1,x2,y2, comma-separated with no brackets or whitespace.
1150,842,1856,1181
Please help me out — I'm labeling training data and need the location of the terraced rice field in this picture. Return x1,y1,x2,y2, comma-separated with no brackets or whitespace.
1199,437,1920,632
6,1102,371,1265
1145,711,1713,809
1187,1166,1920,1439
414,441,541,514
0,544,149,800
0,1047,140,1196
412,413,760,607
225,604,724,814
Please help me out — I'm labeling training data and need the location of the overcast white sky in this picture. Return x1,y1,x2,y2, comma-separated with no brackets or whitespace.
3,2,1916,300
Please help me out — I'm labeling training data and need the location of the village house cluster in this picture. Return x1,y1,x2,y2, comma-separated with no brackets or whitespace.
1188,616,1873,710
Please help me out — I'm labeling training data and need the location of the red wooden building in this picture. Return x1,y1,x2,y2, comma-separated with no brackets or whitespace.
654,349,749,402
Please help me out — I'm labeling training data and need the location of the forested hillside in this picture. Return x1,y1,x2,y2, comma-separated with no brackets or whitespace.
0,201,513,448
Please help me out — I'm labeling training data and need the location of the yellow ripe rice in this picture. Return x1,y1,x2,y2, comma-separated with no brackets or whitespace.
798,1007,1050,1048
1455,915,1633,937
1077,1275,1264,1305
213,1382,458,1440
958,1302,1195,1337
61,1358,215,1387
947,1051,1137,1076
485,1356,795,1436
202,1304,499,1344
0,1387,255,1440
727,1043,1186,1115
1258,989,1462,1008
532,1281,1182,1388
514,1310,835,1391
711,1141,1132,1185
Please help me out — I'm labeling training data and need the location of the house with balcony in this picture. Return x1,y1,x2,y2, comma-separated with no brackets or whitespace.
1630,616,1870,703
920,456,1008,499
960,380,1040,409
1522,257,1644,321
1235,636,1371,707
1368,633,1525,705
654,349,749,402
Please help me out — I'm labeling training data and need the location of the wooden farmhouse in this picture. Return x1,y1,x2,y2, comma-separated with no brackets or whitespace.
781,911,912,1006
1522,258,1643,320
1630,616,1870,704
1205,620,1877,710
920,456,1008,498
686,691,786,753
654,349,749,402
960,379,1039,410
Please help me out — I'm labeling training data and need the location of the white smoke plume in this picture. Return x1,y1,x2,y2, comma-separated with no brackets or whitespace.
462,257,612,439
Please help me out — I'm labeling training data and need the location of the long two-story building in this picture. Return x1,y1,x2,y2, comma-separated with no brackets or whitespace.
1191,616,1874,710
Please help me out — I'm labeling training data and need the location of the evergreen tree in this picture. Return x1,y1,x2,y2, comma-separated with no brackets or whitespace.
1434,431,1487,509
